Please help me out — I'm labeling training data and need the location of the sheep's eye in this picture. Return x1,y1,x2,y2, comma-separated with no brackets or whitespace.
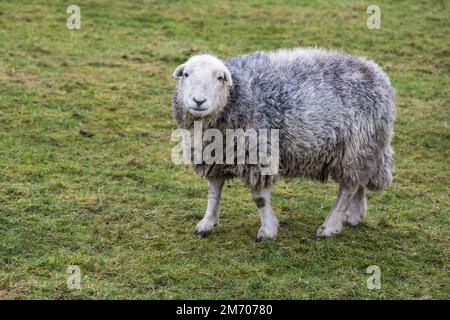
217,76,224,82
183,73,189,78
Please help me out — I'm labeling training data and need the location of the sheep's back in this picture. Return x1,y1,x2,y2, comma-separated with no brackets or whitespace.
223,48,395,184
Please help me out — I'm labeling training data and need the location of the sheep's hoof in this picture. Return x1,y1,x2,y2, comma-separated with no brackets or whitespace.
195,218,217,237
255,235,276,242
344,216,363,227
344,210,366,227
255,226,277,242
315,225,342,238
195,230,210,238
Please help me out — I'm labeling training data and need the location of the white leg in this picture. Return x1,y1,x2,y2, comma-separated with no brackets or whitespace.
316,185,357,239
195,177,225,237
253,187,278,241
345,186,367,226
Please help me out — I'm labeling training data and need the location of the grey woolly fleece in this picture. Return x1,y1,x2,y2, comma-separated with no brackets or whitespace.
172,48,395,191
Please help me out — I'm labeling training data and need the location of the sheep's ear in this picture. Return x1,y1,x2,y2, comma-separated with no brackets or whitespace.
223,69,233,87
172,64,185,79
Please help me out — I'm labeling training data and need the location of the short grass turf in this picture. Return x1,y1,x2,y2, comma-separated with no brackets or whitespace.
0,0,449,299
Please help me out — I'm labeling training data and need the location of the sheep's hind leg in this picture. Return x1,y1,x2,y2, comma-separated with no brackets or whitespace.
316,185,357,239
253,186,279,241
345,186,367,226
195,177,225,237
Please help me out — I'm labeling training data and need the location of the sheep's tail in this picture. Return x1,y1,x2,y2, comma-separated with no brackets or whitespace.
367,146,394,191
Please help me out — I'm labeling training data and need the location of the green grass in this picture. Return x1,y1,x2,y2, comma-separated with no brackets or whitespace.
0,0,449,299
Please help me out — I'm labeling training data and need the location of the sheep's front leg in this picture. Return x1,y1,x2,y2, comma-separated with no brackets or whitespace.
316,185,357,239
195,177,225,237
253,187,279,241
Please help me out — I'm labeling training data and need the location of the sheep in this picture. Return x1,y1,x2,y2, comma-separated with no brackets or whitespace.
171,48,395,241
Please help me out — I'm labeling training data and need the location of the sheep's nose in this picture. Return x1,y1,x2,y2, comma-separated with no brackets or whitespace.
193,98,206,107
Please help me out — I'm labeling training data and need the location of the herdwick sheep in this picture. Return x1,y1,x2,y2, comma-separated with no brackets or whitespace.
171,48,395,241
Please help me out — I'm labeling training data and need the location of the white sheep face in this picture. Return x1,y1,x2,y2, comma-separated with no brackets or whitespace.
173,54,233,117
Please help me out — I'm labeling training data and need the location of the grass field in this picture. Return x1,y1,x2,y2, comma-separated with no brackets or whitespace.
0,0,448,299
